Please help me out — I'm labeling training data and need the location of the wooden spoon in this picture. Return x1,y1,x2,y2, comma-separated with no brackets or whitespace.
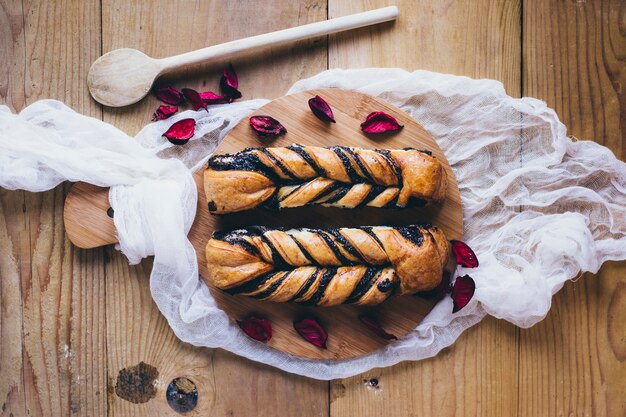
87,6,398,107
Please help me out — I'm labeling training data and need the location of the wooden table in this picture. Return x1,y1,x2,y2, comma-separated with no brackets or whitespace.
1,1,624,416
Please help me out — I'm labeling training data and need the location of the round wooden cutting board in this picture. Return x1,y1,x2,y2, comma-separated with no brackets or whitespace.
64,88,462,360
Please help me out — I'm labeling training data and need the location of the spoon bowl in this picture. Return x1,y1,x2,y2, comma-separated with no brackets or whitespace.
87,48,163,107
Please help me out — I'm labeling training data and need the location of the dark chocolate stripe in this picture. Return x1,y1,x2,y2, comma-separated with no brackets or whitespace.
287,144,327,177
276,184,303,202
208,151,283,183
311,181,342,203
318,231,353,265
260,234,289,268
324,184,350,204
423,228,437,245
375,149,403,185
357,184,386,207
213,230,263,255
288,268,319,302
253,272,289,299
402,147,433,156
384,190,400,208
288,234,316,264
346,267,381,303
300,267,336,306
377,277,395,292
260,149,299,181
359,226,385,250
325,229,363,262
226,272,276,295
344,148,375,183
230,239,261,256
261,193,280,211
331,146,361,183
396,226,424,247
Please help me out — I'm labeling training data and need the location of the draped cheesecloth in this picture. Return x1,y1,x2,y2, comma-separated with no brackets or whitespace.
1,69,625,380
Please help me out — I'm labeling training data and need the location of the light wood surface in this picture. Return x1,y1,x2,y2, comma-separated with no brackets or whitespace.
1,0,625,416
63,88,462,360
520,1,626,415
88,7,397,107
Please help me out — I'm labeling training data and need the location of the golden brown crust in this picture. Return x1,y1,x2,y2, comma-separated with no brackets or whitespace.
205,145,447,214
204,225,450,306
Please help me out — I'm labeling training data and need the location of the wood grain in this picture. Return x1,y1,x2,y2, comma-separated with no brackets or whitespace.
328,1,521,416
329,0,522,97
64,88,461,360
521,1,626,416
0,1,28,416
102,0,329,415
1,0,626,416
0,189,28,417
20,0,105,413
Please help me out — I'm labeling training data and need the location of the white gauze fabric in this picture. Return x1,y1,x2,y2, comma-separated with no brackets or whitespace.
1,68,625,380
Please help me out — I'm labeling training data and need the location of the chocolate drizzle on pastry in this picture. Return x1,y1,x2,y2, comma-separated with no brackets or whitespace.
206,224,450,306
204,145,447,214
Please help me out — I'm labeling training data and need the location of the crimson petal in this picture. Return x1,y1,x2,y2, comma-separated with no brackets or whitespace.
360,111,404,134
237,316,272,342
416,270,452,299
451,240,479,268
293,317,327,348
181,88,206,111
154,86,184,105
358,314,397,340
308,95,336,123
163,118,196,145
199,91,229,105
451,275,476,313
152,105,178,121
249,115,287,137
220,64,242,100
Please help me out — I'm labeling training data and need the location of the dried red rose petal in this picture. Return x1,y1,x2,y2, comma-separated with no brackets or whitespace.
152,105,178,121
451,274,476,313
249,115,287,137
293,317,327,348
451,240,479,268
163,118,196,145
237,316,272,342
220,64,242,101
200,91,229,105
416,270,452,299
360,111,404,134
308,95,336,123
154,86,184,105
181,88,206,111
358,314,397,340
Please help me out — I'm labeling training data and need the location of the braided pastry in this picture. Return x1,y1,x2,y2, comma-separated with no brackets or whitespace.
205,224,450,306
204,145,447,214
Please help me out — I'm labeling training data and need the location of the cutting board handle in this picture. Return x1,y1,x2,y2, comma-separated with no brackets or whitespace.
64,182,118,249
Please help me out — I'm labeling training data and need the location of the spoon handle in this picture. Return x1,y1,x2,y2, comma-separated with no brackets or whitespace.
159,6,398,72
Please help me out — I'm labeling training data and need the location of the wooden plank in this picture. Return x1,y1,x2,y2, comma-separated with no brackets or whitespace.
328,1,521,416
0,1,28,416
15,0,106,416
329,0,521,96
521,1,626,416
0,189,28,417
102,1,329,415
